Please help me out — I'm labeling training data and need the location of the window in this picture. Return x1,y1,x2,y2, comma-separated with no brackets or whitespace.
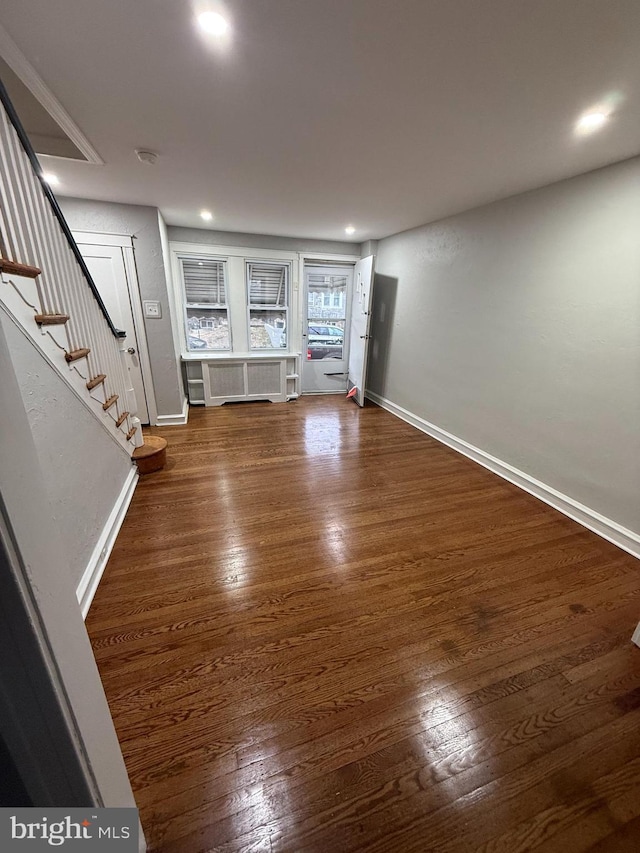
181,257,230,351
172,243,298,356
306,272,347,360
247,261,289,349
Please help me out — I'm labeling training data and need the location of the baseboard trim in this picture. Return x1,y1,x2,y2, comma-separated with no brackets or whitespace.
366,390,640,560
155,396,188,426
76,467,139,619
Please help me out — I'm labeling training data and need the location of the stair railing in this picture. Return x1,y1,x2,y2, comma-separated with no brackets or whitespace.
0,76,139,447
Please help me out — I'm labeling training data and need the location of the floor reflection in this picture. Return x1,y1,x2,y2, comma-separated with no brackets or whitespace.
323,518,347,565
303,409,344,456
413,683,490,792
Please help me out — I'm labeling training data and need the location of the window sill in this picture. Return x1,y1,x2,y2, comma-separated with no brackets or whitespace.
182,351,301,361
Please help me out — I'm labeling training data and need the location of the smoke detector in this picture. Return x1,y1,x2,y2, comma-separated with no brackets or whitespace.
135,149,158,165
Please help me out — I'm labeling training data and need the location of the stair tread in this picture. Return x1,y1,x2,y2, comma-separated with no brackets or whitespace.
126,426,137,440
132,436,168,459
35,313,70,325
115,412,129,428
65,347,90,363
0,259,41,279
103,394,118,411
86,373,106,390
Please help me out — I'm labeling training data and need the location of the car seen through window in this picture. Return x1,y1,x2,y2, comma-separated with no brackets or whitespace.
307,324,344,360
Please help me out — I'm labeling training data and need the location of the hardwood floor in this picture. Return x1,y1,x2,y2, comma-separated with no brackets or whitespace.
86,396,640,852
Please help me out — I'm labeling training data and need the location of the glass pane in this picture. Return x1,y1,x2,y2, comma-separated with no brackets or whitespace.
248,262,288,307
182,258,226,305
186,308,230,350
306,273,347,361
249,310,287,349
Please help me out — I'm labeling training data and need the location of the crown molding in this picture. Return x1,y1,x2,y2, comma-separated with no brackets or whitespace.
0,23,103,165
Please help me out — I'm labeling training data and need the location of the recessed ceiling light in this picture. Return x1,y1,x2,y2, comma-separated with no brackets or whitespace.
197,11,229,36
575,110,609,135
42,172,59,186
200,210,213,221
345,225,356,235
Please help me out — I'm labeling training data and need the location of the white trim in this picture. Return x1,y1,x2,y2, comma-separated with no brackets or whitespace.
72,231,158,426
182,349,301,361
299,257,355,395
121,245,158,425
299,252,360,263
71,231,134,248
632,624,640,648
76,467,138,619
366,390,640,561
0,23,103,165
155,396,189,426
171,242,299,261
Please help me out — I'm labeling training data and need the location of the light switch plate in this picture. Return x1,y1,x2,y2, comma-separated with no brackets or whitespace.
143,300,162,319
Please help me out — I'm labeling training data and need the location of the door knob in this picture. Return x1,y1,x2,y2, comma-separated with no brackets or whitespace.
127,347,136,354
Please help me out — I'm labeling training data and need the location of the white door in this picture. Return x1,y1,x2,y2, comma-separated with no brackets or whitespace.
74,240,150,423
302,265,354,393
347,255,375,407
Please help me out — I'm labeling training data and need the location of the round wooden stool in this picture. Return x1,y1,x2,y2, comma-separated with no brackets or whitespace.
132,435,168,474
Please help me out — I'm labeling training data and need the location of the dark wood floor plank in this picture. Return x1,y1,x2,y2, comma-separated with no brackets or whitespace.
274,711,640,853
146,665,634,847
85,397,640,852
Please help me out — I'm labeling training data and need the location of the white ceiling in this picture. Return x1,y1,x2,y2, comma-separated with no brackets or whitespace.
1,0,639,241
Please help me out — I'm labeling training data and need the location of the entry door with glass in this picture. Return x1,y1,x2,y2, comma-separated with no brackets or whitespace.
302,265,353,393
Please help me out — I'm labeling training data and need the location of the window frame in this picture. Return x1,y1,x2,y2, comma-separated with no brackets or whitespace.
170,243,301,358
179,254,232,352
245,259,291,351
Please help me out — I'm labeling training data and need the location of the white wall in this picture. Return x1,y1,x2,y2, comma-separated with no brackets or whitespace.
1,315,133,588
59,197,185,418
0,318,141,821
369,157,640,535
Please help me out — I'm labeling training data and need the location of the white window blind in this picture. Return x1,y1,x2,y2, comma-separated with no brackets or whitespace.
247,261,289,349
181,256,230,351
182,257,226,306
248,262,288,307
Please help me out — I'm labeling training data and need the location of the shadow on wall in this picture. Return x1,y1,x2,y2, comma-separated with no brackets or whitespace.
367,273,398,398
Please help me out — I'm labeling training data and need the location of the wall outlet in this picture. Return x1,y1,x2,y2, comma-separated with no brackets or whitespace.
143,300,162,319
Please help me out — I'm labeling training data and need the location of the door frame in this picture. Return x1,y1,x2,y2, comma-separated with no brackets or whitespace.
298,253,359,395
301,263,355,395
347,254,375,407
72,231,158,426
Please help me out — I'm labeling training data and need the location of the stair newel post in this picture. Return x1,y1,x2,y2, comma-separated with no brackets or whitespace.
118,339,138,423
130,416,144,448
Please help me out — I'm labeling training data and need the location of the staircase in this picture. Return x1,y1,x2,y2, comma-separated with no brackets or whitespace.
0,80,140,455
